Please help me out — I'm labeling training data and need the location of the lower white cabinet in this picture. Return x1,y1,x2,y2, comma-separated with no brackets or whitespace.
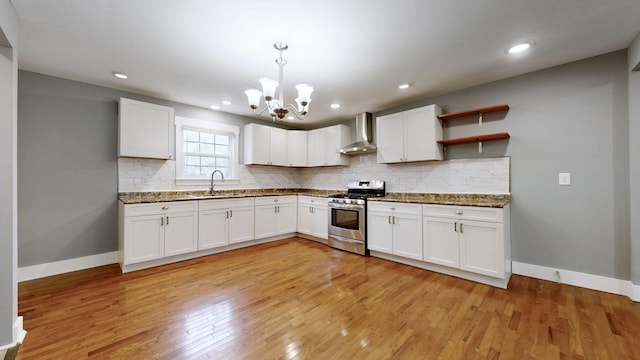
121,201,198,265
254,196,297,239
423,204,506,278
199,198,255,249
367,202,422,260
297,196,328,239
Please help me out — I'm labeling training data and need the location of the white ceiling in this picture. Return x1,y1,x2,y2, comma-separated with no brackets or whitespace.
11,0,640,127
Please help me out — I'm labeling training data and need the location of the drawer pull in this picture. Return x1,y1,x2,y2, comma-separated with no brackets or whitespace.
161,217,164,226
454,222,457,232
460,223,463,233
455,211,463,215
162,206,169,210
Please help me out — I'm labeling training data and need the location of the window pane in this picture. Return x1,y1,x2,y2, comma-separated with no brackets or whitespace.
215,144,229,155
185,142,200,153
201,157,215,167
185,166,201,177
215,134,229,145
200,132,215,144
184,130,199,141
200,143,215,154
185,156,200,166
201,166,215,176
216,158,229,168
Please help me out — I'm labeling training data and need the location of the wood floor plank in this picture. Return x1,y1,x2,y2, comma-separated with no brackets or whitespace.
16,238,640,359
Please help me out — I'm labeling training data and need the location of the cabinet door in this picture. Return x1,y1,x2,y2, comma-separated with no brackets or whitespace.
297,203,315,236
244,124,270,165
118,98,173,159
404,106,442,161
276,203,297,234
287,130,308,167
254,205,278,239
199,208,229,249
459,220,504,278
367,211,393,254
307,129,325,166
312,205,328,239
393,213,423,260
324,125,350,166
228,206,255,244
164,212,198,257
124,214,164,264
269,127,288,166
376,113,404,163
423,216,459,269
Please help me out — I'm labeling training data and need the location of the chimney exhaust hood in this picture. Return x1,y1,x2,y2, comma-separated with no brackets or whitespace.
339,112,377,155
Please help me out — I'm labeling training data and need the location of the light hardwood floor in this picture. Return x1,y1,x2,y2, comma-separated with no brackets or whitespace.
17,238,640,359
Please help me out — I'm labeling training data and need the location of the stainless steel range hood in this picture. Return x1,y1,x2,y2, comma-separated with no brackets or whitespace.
338,112,377,155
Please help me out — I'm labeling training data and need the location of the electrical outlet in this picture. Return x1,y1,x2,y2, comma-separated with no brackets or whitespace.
559,172,571,186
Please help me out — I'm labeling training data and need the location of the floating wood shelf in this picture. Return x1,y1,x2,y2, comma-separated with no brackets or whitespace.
438,104,510,121
438,132,510,146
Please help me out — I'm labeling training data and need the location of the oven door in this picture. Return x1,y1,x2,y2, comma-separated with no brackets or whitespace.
328,203,365,241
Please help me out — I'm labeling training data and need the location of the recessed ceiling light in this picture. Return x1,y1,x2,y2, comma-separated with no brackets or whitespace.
113,72,128,79
210,105,220,110
222,100,231,105
398,83,410,89
330,103,341,109
507,42,533,54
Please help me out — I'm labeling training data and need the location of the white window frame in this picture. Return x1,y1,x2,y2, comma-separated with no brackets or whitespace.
175,116,240,185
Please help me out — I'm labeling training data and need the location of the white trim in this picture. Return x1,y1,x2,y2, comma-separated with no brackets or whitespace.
512,261,639,302
18,251,119,282
1,316,25,351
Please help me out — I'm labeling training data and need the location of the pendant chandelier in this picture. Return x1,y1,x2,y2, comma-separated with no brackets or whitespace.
244,42,314,121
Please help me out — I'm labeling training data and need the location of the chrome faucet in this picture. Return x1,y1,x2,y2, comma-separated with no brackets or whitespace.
210,170,225,194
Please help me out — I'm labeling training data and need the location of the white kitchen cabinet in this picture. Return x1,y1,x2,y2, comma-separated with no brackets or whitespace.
376,104,442,163
423,204,506,278
244,123,288,166
307,125,351,167
254,196,297,239
297,196,328,239
287,130,308,167
118,97,174,159
121,201,198,265
367,202,422,260
199,198,255,249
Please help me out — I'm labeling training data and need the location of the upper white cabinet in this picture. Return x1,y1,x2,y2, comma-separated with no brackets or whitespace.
287,130,308,167
118,97,174,159
307,124,351,167
423,204,508,279
244,123,288,166
376,104,443,163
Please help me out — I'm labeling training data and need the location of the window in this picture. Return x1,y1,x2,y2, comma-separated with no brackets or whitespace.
175,116,239,184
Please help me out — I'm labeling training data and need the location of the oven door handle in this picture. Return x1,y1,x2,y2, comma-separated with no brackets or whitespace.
329,204,365,211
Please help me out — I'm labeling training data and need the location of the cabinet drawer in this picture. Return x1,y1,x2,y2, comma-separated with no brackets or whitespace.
368,201,421,216
124,201,198,216
254,195,297,206
297,196,328,206
199,197,254,210
423,204,502,222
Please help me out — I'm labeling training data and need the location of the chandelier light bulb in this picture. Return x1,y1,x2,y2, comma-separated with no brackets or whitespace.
259,77,278,101
244,89,263,109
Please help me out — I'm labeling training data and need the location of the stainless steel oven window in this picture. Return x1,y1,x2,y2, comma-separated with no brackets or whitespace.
331,208,360,230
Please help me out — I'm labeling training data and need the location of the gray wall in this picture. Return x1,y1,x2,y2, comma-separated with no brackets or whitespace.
629,32,640,284
17,71,277,267
0,0,18,346
374,51,631,279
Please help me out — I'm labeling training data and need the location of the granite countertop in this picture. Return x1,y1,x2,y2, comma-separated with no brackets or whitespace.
368,192,511,208
118,188,342,204
119,189,510,207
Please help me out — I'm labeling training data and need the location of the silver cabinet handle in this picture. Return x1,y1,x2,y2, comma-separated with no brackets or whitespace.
455,211,463,215
388,216,392,224
229,209,233,218
225,210,229,219
162,206,169,210
392,216,395,225
166,216,169,225
390,207,396,210
309,206,313,213
454,222,457,232
161,216,164,226
274,199,279,202
460,223,463,233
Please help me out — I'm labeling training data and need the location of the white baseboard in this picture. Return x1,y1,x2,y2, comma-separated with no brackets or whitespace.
18,251,119,282
512,261,639,302
0,316,26,351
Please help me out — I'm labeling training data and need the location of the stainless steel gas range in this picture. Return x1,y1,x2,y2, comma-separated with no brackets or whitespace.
327,180,385,255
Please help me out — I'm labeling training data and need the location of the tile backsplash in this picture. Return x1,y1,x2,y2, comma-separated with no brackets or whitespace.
118,156,510,194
